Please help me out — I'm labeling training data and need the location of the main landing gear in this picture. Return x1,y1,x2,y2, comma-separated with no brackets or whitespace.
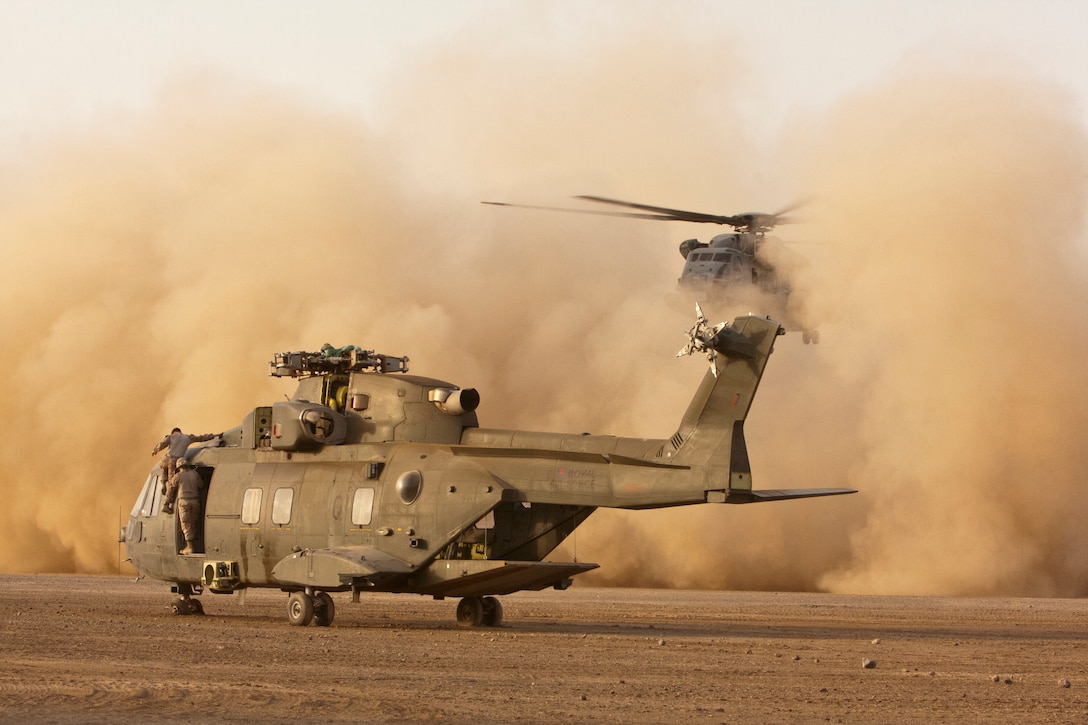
286,589,335,627
456,596,503,628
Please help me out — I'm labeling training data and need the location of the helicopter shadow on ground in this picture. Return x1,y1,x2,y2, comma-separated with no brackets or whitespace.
172,591,1043,645
171,602,1079,648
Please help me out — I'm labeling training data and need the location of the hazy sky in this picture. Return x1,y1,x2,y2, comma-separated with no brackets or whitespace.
3,0,1088,146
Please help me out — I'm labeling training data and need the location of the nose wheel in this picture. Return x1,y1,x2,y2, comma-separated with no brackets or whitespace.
168,582,204,616
170,597,204,615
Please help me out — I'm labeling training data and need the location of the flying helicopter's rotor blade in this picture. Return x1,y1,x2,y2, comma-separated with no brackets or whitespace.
735,210,807,232
481,201,678,222
759,198,813,226
574,195,744,226
770,198,809,219
484,196,807,229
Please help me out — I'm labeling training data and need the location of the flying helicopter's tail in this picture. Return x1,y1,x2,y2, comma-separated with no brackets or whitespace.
669,309,854,503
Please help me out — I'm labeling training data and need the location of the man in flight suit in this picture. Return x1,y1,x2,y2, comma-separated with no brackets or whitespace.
163,458,205,555
151,427,218,487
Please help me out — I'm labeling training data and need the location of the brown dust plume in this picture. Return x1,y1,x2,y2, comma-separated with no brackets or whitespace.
2,21,1087,598
796,66,1088,596
0,21,753,575
575,62,1088,596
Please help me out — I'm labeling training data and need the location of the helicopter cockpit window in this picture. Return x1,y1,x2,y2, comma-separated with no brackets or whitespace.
241,488,263,525
351,487,375,526
712,253,728,262
134,470,161,518
272,487,294,525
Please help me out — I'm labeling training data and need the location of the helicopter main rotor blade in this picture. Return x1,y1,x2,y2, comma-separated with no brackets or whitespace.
768,197,810,220
481,200,679,222
483,195,806,231
574,195,744,225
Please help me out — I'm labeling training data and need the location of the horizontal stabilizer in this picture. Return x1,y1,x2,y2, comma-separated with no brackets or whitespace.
716,488,857,504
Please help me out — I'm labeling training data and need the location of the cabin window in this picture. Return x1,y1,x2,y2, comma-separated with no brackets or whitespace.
241,488,263,524
272,487,295,525
712,252,728,262
351,487,375,526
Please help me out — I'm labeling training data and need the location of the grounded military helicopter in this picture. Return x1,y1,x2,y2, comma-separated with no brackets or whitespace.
120,309,853,627
484,195,820,343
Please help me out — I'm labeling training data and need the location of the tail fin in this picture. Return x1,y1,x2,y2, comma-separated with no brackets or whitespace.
670,314,781,494
670,313,856,503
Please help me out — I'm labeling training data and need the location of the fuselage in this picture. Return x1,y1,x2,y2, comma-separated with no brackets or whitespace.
124,417,688,594
121,316,852,624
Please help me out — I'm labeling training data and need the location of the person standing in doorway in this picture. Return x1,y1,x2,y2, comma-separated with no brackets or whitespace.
163,458,205,555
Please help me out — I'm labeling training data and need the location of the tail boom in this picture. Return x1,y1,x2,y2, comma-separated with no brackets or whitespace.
671,314,856,503
457,313,855,510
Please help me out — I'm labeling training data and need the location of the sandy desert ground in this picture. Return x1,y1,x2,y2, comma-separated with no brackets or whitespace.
0,574,1084,723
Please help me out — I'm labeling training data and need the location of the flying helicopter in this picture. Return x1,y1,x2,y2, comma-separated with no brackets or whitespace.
483,195,820,343
120,309,854,627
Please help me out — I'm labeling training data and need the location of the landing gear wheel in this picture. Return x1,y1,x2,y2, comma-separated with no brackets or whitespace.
169,597,203,616
481,596,504,627
313,592,335,627
287,591,314,626
456,596,485,628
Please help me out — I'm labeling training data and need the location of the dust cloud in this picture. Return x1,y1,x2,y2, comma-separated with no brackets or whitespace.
793,65,1088,596
579,60,1088,597
3,15,1087,597
0,17,749,575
